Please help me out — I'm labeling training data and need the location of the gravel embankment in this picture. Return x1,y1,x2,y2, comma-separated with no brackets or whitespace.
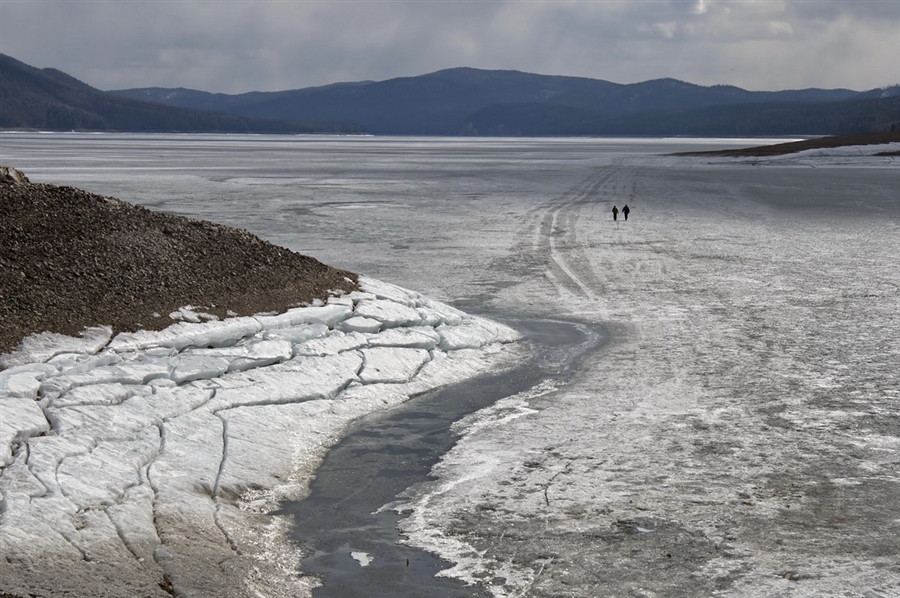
0,166,358,360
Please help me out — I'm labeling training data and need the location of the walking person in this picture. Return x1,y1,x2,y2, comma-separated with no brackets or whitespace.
612,205,619,221
622,204,630,221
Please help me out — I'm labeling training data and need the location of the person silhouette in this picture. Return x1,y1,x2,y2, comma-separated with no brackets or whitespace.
622,204,630,221
612,205,619,221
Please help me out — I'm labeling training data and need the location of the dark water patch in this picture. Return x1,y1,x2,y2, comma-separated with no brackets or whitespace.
277,317,607,597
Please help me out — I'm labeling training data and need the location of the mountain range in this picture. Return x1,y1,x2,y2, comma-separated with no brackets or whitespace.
0,54,361,134
2,53,898,136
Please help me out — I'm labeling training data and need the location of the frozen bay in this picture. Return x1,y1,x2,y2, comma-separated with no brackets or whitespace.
1,133,899,597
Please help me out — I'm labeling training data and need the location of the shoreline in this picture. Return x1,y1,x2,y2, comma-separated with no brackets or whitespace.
0,168,357,359
672,131,900,157
0,276,526,598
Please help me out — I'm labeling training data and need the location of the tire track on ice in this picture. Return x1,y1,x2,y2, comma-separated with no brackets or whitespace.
519,167,632,303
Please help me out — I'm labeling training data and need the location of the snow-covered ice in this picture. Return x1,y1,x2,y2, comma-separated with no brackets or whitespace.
1,134,898,598
390,146,900,598
0,276,523,597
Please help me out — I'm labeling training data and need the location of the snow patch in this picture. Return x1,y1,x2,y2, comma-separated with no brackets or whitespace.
351,551,373,567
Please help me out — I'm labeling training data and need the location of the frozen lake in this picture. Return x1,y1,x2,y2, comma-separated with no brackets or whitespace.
2,133,899,597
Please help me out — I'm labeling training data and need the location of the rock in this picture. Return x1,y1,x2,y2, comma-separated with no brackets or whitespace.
0,165,30,186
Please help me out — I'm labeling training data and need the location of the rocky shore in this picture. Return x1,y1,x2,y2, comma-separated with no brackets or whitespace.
0,166,358,361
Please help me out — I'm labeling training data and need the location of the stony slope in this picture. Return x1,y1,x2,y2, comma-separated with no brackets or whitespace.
0,167,358,358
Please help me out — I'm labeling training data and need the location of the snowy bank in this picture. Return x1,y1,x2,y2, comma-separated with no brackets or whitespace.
709,141,900,167
0,276,524,598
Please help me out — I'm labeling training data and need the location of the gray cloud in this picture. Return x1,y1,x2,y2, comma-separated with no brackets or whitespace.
1,1,896,93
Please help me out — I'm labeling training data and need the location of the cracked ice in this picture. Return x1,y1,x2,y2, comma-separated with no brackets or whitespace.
0,276,523,597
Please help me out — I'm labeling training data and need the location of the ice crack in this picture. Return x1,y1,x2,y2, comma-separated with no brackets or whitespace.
212,410,241,555
543,459,575,508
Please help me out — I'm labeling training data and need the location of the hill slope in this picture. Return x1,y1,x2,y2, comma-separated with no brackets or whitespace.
0,54,362,133
113,67,899,136
0,166,358,356
3,53,898,136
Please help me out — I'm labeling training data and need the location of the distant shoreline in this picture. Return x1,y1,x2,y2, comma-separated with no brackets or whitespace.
674,131,900,157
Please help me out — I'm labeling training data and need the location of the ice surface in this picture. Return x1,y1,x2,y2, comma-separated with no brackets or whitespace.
0,363,57,400
261,322,329,344
338,315,382,333
255,303,353,330
1,134,897,598
0,326,113,370
0,397,49,467
358,347,430,384
0,275,522,597
387,149,900,598
353,298,423,328
436,317,520,351
108,317,263,352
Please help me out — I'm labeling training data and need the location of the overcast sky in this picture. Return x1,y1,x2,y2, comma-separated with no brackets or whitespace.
1,1,897,94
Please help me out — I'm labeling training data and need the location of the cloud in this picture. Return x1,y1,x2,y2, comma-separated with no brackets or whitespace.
0,0,896,93
651,22,679,40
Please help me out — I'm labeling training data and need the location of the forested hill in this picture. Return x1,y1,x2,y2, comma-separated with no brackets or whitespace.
113,67,900,136
3,53,898,136
0,54,362,134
